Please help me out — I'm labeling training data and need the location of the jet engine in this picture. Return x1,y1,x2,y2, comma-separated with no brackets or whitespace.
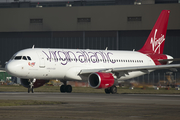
20,79,49,88
88,72,114,89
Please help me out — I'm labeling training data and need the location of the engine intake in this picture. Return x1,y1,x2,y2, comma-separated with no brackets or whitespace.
88,72,114,89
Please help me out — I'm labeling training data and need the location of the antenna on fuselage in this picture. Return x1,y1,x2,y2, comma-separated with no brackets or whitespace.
105,47,108,50
32,45,35,49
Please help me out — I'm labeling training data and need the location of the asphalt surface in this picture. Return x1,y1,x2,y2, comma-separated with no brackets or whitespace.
0,92,180,105
0,92,180,120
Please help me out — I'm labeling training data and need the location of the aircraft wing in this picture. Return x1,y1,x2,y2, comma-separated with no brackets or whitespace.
79,64,180,75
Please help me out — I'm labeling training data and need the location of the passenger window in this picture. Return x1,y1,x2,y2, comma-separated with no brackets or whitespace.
27,56,31,60
22,56,27,60
14,56,22,60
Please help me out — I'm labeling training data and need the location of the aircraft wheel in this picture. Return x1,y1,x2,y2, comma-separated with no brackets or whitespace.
60,85,65,93
31,87,34,93
28,87,34,93
28,88,34,93
28,88,30,93
65,85,72,93
105,88,111,94
110,86,117,94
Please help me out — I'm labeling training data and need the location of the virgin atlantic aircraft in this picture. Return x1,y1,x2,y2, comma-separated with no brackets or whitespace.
5,10,180,94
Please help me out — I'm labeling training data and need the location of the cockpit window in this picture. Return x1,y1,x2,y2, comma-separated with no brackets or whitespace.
11,56,15,60
14,56,22,60
13,56,32,60
22,56,27,60
27,56,31,60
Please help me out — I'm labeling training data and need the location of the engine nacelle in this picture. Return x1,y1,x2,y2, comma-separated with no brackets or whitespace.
21,79,49,88
88,72,114,89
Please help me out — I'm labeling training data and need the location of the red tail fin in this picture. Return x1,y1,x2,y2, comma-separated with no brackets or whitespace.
139,10,170,54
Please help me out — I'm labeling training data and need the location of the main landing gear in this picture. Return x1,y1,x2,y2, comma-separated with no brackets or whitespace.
60,81,72,93
104,85,117,94
28,79,36,93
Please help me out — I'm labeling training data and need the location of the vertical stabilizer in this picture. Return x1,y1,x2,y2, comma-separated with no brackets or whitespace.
139,10,170,54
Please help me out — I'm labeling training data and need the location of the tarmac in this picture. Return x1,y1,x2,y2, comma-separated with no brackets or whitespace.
0,92,180,120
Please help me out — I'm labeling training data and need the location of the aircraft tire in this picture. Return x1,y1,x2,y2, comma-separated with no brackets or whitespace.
65,85,72,93
105,88,111,94
28,88,30,93
31,87,34,93
110,86,117,94
28,87,34,93
60,85,66,93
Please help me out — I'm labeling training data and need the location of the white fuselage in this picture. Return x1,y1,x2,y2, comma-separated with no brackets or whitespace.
5,48,156,82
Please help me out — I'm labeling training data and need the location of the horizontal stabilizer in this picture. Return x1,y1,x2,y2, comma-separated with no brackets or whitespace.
158,58,180,62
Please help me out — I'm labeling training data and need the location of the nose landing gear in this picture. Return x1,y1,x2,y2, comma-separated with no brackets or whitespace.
28,79,36,93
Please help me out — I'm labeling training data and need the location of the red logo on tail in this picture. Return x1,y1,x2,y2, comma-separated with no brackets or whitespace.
150,29,165,54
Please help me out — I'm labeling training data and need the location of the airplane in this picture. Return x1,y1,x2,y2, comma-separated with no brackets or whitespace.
5,10,180,94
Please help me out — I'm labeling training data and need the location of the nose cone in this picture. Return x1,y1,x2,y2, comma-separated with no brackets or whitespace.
5,62,17,76
5,61,25,77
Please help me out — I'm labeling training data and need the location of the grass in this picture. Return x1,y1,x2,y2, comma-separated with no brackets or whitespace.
0,85,180,94
0,100,66,106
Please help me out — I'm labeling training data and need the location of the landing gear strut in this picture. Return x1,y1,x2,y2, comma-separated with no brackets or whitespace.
105,85,117,94
28,79,36,93
60,81,72,93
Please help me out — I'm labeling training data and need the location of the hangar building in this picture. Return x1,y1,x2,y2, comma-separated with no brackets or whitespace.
0,0,180,84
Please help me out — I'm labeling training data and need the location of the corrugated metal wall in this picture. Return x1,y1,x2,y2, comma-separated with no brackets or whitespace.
0,30,180,65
